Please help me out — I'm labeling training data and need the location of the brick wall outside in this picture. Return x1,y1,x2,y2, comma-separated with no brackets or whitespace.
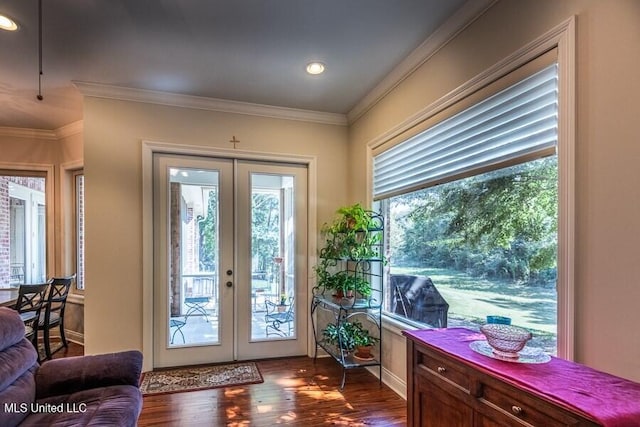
8,176,45,192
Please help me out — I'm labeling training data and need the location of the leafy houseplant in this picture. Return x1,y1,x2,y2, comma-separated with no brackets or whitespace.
322,322,355,353
320,203,383,261
321,321,379,357
320,271,371,301
350,321,380,359
314,204,384,303
332,204,378,233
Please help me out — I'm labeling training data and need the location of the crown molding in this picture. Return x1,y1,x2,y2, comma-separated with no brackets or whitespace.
0,126,57,140
347,0,498,124
55,120,83,139
0,120,83,141
73,81,348,126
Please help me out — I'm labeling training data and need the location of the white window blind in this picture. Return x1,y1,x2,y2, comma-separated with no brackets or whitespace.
373,63,558,200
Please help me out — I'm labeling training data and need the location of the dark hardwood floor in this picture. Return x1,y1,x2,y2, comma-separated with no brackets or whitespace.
51,343,407,426
46,342,84,363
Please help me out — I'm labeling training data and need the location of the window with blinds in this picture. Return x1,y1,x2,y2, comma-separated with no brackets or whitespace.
374,53,561,355
374,63,558,200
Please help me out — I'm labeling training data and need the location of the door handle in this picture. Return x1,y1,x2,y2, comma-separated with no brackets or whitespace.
226,281,233,288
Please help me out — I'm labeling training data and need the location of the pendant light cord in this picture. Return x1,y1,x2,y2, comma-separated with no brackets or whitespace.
37,0,43,101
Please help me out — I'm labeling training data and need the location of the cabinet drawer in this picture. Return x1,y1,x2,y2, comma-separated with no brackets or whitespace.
415,346,470,393
479,381,586,426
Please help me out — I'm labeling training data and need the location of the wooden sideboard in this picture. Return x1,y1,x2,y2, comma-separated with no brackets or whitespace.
404,328,640,427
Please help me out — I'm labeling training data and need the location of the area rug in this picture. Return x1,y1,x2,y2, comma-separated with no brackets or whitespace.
139,362,263,396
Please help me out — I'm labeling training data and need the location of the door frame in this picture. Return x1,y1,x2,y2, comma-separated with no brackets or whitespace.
141,140,317,372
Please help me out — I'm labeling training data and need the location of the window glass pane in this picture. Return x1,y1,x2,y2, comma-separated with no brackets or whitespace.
383,156,558,354
0,175,46,287
75,173,85,290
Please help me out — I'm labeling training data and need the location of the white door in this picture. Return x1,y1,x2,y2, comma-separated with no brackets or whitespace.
153,154,307,367
235,161,307,360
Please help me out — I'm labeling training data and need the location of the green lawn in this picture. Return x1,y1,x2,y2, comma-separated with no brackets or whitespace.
392,266,557,354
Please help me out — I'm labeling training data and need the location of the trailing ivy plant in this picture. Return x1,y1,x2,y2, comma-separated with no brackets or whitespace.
320,203,383,260
313,204,385,301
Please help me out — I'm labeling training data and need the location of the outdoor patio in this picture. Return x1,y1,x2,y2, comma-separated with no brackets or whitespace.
168,291,294,346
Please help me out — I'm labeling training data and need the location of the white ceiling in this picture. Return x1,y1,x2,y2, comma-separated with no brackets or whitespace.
0,0,481,131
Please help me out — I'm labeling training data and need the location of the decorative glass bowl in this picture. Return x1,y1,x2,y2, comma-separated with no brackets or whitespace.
480,324,532,358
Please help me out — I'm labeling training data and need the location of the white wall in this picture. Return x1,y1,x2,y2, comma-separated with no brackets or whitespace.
82,97,350,355
350,0,640,382
80,0,640,386
0,126,85,338
0,127,83,277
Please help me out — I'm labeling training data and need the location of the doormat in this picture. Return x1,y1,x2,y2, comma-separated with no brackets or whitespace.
139,362,263,396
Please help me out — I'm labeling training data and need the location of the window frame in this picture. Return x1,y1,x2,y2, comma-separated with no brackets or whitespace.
0,165,55,287
60,160,84,297
73,170,85,291
366,18,576,359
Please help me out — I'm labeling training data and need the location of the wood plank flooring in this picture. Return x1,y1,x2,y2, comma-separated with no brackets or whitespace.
53,343,407,426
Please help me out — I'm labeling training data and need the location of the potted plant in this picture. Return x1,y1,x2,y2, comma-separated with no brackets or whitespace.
329,271,351,302
320,203,383,261
322,322,355,355
332,203,378,234
330,271,355,302
278,294,288,312
350,320,380,360
313,204,382,301
319,271,371,304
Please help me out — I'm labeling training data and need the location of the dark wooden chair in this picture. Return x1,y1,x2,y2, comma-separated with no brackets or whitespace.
38,274,75,360
13,283,50,352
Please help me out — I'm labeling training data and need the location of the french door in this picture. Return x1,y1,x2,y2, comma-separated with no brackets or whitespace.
153,154,307,368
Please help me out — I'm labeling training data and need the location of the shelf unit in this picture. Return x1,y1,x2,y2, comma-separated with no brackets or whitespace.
310,210,384,389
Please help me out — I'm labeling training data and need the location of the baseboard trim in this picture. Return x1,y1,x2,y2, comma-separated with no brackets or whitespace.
366,365,407,400
65,329,84,345
309,353,407,398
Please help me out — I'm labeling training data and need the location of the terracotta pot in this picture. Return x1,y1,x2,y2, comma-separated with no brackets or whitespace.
332,293,354,305
355,345,374,360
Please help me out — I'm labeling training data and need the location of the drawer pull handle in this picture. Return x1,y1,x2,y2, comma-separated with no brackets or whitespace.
437,366,446,373
511,405,523,415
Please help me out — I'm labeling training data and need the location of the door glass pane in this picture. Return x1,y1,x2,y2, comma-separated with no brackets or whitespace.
168,168,220,347
1,175,46,287
250,173,296,340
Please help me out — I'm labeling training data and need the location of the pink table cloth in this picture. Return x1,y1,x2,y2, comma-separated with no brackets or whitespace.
403,328,640,427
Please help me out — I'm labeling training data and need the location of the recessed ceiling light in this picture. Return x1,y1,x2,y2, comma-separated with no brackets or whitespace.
306,62,325,75
0,14,18,31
